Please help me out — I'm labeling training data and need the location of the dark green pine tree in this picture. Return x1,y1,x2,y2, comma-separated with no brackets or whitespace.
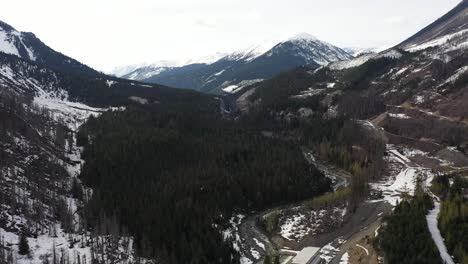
18,233,30,255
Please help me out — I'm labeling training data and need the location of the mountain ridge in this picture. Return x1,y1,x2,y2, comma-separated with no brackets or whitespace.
122,33,352,93
398,0,468,50
0,19,99,76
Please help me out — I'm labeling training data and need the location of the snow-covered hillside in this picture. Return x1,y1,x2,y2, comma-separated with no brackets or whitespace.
0,21,36,61
0,58,152,263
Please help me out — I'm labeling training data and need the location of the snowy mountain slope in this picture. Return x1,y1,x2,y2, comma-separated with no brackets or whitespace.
326,1,468,72
344,46,393,57
109,60,179,79
0,88,153,264
0,20,98,76
0,21,36,61
398,0,468,52
327,49,403,70
141,33,352,93
266,33,352,65
121,63,175,80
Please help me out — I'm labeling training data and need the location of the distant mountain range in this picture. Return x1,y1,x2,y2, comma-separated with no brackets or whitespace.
111,33,353,93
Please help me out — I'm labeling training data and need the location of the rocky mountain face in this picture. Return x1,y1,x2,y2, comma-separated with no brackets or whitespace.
118,33,352,94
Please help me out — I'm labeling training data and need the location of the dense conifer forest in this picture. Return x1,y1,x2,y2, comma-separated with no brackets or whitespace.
77,100,332,263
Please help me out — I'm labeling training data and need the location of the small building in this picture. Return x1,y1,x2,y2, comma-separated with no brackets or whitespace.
291,247,321,264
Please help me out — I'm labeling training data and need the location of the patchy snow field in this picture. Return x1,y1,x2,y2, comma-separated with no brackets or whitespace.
279,207,346,242
370,145,435,206
33,89,124,131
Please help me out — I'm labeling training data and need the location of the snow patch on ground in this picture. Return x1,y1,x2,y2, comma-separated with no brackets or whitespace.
129,96,149,104
33,89,124,131
105,80,116,87
370,145,434,206
253,238,265,251
1,226,91,264
222,79,263,94
291,87,326,99
222,85,240,93
339,252,349,264
319,238,346,263
388,113,410,119
441,66,468,86
426,198,455,264
279,207,346,242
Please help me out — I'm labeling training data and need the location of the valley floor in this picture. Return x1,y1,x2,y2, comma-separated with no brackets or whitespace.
236,121,466,264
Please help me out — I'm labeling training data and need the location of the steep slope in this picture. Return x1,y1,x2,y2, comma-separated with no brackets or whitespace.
0,51,206,109
137,33,352,94
0,22,218,264
398,0,468,51
0,20,98,76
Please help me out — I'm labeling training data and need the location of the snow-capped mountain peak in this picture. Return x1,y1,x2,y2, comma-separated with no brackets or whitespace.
224,33,328,63
266,33,353,66
286,32,319,42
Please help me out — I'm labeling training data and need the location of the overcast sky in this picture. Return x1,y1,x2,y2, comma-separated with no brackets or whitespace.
0,0,461,72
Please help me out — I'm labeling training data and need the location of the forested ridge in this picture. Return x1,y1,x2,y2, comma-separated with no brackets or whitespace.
0,52,205,107
78,101,332,264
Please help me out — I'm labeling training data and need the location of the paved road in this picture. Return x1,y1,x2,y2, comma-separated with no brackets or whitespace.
329,213,384,264
299,201,391,249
